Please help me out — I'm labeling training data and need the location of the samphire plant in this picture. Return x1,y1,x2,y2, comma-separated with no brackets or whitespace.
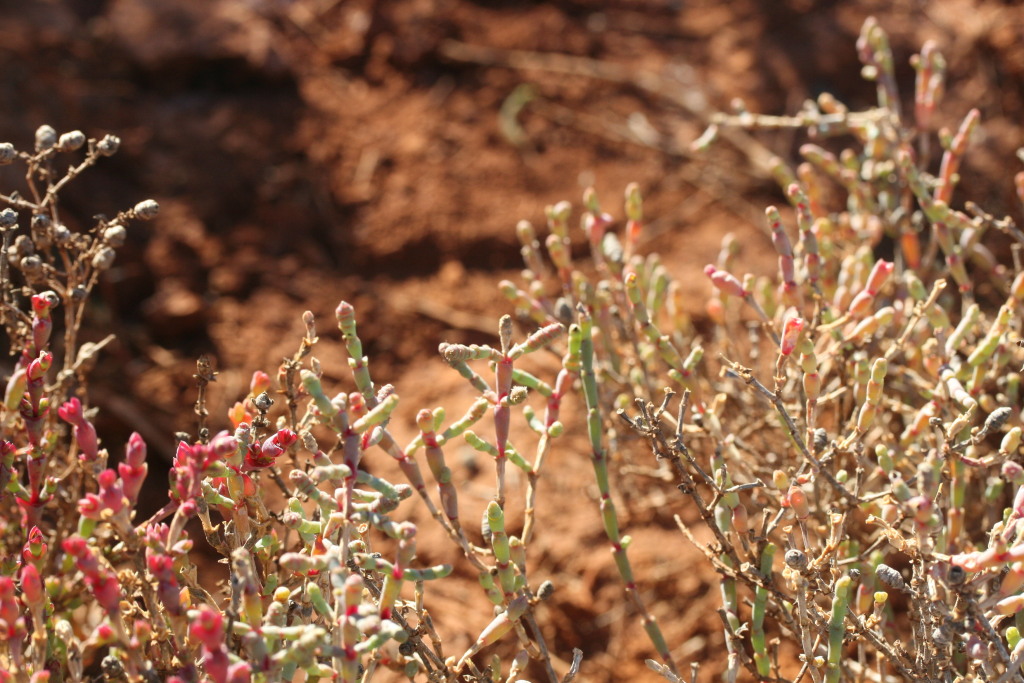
4,15,1024,683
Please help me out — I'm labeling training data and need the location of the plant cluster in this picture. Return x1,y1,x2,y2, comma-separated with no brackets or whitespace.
3,15,1024,683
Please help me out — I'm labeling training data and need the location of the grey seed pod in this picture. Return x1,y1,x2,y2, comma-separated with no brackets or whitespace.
398,640,415,657
876,563,906,591
91,247,116,271
813,428,828,454
101,654,128,682
134,199,160,219
538,580,555,601
57,130,86,152
12,235,33,258
984,407,1013,434
784,548,808,571
554,297,574,324
0,208,17,228
52,223,71,245
253,391,274,412
0,142,15,164
19,254,43,276
70,285,88,301
848,568,861,581
31,213,51,230
35,125,57,152
947,564,966,586
103,224,127,247
96,134,120,157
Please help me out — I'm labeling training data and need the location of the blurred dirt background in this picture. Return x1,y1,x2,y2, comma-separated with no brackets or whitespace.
1,0,1023,680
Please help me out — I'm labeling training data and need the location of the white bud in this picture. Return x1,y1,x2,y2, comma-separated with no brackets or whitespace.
57,130,86,151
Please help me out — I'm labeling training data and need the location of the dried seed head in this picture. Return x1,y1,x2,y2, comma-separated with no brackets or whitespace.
91,247,116,271
96,134,120,157
19,254,43,278
0,142,15,164
985,407,1013,434
947,564,966,586
134,199,160,220
103,224,127,247
876,563,906,591
399,640,416,656
253,392,274,413
784,548,808,571
52,223,71,245
508,385,528,406
554,297,574,324
35,125,57,152
32,213,51,230
813,428,828,454
849,568,862,581
57,130,85,152
101,654,126,679
538,580,555,601
12,235,33,258
0,208,16,229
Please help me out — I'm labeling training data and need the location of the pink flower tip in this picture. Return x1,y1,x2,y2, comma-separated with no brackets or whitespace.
780,317,806,356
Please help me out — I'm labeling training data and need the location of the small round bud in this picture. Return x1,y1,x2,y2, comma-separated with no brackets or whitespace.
848,568,861,581
70,285,88,301
398,640,416,656
96,134,121,157
52,223,71,245
538,580,555,601
133,199,160,219
103,224,127,247
101,655,126,679
31,213,51,231
35,125,57,152
12,235,34,258
784,548,808,571
0,208,17,228
91,247,116,270
57,130,86,152
253,392,274,413
19,254,43,276
0,142,15,164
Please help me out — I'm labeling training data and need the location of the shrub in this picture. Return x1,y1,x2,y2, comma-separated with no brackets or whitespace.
2,15,1024,683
